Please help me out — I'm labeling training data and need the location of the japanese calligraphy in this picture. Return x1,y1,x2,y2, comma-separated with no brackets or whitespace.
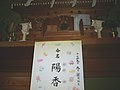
76,52,81,86
76,53,80,64
55,48,60,58
51,63,61,72
51,76,61,87
76,66,80,72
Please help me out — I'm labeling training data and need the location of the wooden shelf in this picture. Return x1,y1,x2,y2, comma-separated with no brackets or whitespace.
0,41,34,47
0,38,120,47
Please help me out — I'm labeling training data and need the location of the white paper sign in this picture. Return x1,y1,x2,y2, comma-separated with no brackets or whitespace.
30,40,84,90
